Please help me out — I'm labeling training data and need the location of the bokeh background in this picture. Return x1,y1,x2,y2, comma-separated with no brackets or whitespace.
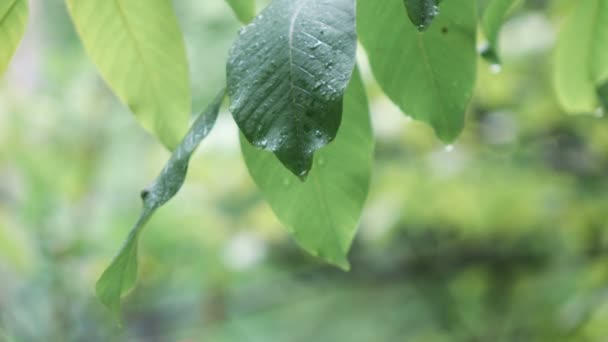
2,0,608,341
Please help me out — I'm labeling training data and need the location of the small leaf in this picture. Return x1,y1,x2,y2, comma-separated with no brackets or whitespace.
403,0,441,32
66,0,191,150
359,0,477,142
0,0,28,76
554,0,608,114
227,0,357,179
96,90,224,320
241,68,372,269
225,0,256,24
479,0,516,65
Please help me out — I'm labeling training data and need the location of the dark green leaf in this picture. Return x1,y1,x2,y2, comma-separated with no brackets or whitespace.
241,68,372,269
358,0,477,142
225,0,256,23
96,90,225,320
0,0,28,76
227,0,357,179
479,0,516,65
66,0,191,149
403,0,441,31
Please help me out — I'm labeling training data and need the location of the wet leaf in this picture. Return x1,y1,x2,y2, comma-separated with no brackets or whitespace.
403,0,441,31
241,69,372,269
227,0,357,179
96,90,224,320
359,0,477,142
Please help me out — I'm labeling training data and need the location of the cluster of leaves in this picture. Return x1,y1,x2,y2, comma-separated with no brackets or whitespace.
1,0,607,319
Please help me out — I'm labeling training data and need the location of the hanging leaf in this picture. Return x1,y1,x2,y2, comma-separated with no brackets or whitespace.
0,0,28,76
241,69,372,269
479,0,516,65
403,0,441,32
227,0,357,179
554,0,608,114
66,0,191,150
358,0,477,143
96,90,224,320
225,0,256,24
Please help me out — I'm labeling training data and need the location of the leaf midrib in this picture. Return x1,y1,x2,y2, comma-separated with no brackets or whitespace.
288,0,310,147
113,0,163,124
417,34,450,137
0,0,18,25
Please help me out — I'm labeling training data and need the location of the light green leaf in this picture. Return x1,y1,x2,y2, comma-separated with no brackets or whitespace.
403,0,441,32
0,0,28,76
227,0,357,179
241,69,372,269
66,0,191,150
358,0,477,142
590,3,608,86
479,0,516,64
96,90,224,320
554,0,608,114
225,0,256,24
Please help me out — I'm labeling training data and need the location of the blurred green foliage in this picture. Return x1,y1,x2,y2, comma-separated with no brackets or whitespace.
1,1,608,341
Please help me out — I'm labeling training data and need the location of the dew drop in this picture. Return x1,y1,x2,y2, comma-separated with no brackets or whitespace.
310,41,322,50
444,144,454,152
256,138,268,148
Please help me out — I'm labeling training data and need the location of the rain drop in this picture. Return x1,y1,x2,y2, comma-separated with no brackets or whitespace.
444,144,454,152
490,64,502,74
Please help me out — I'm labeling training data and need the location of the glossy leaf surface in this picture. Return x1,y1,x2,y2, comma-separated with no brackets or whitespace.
96,90,224,320
241,69,372,269
403,0,441,31
227,0,357,179
359,0,477,142
66,0,191,149
0,0,27,76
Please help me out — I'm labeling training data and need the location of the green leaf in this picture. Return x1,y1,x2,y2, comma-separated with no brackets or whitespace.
225,0,256,24
66,0,191,150
479,0,516,65
0,0,28,76
241,68,372,269
403,0,441,32
358,0,477,142
553,0,608,114
227,0,357,179
96,90,224,320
